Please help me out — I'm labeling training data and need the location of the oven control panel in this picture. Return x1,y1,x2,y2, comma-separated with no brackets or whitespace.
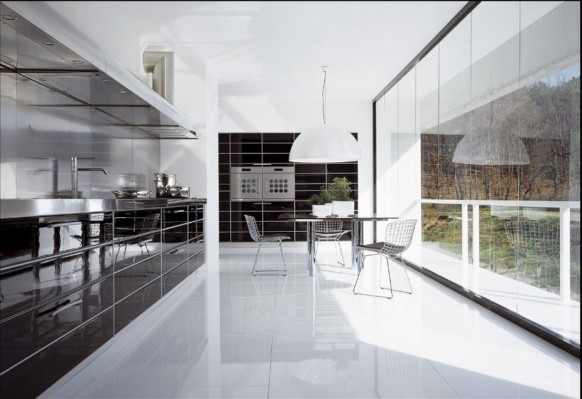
230,166,295,201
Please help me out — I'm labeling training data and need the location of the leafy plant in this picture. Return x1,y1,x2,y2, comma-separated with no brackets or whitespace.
327,177,353,201
310,189,333,205
310,177,353,204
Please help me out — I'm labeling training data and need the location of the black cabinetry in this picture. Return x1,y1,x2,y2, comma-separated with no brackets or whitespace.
0,202,205,398
219,133,358,242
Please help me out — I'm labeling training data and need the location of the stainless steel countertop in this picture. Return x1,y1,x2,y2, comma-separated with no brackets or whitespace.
0,198,206,220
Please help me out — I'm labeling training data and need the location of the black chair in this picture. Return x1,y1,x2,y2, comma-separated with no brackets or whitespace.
244,214,289,276
353,219,417,299
313,220,349,267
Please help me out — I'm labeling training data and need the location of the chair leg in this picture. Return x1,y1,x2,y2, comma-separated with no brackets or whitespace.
352,258,364,295
335,239,346,267
353,250,393,299
110,244,125,269
141,243,154,275
352,248,365,294
316,238,346,268
379,256,394,298
400,255,414,294
383,255,413,295
278,240,288,275
251,241,287,276
251,242,263,276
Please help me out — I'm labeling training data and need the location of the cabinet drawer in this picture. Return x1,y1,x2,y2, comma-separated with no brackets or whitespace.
0,276,113,373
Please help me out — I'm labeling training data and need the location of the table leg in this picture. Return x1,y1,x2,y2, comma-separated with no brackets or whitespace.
351,221,362,271
306,223,315,276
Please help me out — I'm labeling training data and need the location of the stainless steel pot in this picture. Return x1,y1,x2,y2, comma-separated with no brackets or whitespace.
154,172,176,187
168,186,181,197
154,172,176,197
179,186,190,198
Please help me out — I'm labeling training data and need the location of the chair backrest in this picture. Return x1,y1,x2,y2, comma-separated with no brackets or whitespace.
504,219,559,257
141,213,160,230
138,213,160,241
314,219,344,233
244,215,262,242
382,219,417,256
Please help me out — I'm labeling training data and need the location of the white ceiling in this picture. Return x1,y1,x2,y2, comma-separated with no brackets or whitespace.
54,1,468,102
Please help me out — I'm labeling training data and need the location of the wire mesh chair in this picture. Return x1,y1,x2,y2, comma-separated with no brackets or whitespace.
108,213,161,275
504,219,560,288
353,219,417,299
313,220,349,267
244,214,289,276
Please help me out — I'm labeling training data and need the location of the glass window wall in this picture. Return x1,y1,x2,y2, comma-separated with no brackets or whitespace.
375,1,580,345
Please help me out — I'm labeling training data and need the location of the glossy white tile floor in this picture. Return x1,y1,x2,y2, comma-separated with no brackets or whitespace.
42,243,580,399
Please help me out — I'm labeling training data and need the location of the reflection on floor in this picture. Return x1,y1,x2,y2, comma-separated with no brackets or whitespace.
420,245,580,344
41,243,580,398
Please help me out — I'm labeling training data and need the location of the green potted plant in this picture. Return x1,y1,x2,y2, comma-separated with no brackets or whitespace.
310,185,333,216
310,177,354,216
328,177,354,216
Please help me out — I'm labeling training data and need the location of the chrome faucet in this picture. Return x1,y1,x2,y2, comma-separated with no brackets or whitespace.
71,157,107,199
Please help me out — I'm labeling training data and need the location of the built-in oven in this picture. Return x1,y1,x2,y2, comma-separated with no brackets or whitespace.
230,166,295,201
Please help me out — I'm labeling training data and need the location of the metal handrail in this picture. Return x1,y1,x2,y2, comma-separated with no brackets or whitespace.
419,198,580,302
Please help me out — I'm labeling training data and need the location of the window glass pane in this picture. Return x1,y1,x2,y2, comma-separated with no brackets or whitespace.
411,1,580,345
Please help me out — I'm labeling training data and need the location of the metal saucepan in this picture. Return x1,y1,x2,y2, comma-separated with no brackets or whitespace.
179,186,190,198
168,186,181,197
112,190,151,199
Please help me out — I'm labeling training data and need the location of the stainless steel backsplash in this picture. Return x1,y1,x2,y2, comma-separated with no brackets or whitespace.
1,72,160,199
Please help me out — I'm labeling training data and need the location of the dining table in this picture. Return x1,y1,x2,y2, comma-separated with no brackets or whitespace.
286,214,398,276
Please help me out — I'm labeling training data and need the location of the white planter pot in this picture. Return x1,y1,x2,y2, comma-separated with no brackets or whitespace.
332,200,354,217
312,204,333,217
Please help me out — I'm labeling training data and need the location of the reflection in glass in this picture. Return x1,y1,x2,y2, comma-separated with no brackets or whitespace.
377,1,580,345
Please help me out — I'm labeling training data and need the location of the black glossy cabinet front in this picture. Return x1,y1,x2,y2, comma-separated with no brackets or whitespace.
0,203,205,398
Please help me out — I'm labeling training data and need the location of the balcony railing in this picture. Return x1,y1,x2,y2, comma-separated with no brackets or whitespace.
420,199,580,301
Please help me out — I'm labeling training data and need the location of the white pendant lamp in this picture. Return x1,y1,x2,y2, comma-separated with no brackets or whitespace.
452,101,530,166
289,66,361,163
452,131,530,165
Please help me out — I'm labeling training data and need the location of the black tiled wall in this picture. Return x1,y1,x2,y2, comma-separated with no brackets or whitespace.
219,133,358,242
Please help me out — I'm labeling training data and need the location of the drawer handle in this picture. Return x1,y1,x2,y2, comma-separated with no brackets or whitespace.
52,299,82,316
37,299,70,317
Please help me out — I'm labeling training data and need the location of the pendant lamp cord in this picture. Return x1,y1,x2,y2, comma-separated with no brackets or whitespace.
322,69,327,125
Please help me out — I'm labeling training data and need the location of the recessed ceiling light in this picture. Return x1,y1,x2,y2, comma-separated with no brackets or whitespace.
1,15,16,21
71,60,84,64
42,41,54,46
119,90,127,94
